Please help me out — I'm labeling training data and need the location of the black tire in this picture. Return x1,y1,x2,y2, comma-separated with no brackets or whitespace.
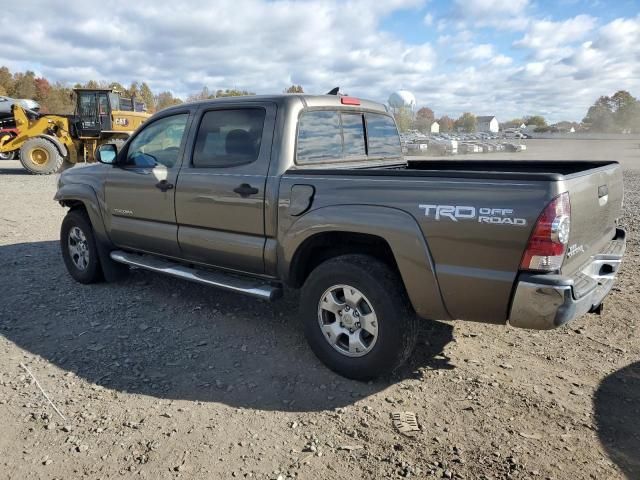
0,149,17,160
20,137,65,174
300,254,418,380
60,209,104,284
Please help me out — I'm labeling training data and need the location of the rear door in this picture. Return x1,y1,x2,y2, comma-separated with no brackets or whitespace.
104,110,193,257
174,102,276,274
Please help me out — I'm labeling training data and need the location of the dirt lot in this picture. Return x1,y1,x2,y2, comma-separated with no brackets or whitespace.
1,140,639,480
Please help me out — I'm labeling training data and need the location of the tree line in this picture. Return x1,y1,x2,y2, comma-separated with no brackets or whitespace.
0,66,305,115
581,90,640,133
394,90,639,134
1,67,637,133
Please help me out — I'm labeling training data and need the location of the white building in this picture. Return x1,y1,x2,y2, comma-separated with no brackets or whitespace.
430,121,439,133
477,116,499,133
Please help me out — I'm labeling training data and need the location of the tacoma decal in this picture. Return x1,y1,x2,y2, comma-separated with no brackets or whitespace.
112,208,134,216
567,244,585,258
419,204,527,226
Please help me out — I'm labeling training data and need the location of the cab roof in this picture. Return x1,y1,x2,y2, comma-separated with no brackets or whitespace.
168,94,389,114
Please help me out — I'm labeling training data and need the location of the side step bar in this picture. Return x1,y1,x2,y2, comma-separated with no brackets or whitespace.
110,250,282,301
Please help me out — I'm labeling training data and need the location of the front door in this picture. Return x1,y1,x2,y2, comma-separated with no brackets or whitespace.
175,103,276,274
97,92,112,131
105,111,191,257
77,91,100,137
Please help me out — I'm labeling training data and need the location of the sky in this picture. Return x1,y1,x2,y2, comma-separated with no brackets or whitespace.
1,0,639,122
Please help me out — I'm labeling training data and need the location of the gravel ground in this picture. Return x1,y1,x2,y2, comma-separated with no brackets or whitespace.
0,142,639,480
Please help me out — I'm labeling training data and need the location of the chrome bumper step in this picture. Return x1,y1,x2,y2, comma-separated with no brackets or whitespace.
109,250,282,301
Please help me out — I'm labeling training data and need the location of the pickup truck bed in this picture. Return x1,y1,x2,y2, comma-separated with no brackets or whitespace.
284,159,623,326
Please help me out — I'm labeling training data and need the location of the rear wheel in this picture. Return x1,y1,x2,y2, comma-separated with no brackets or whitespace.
300,254,418,380
20,137,65,174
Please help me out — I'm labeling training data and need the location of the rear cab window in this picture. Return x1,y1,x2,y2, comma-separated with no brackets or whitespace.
296,109,400,165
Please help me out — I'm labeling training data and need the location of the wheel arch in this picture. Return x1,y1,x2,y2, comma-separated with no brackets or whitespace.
37,134,69,159
280,204,451,320
55,184,110,246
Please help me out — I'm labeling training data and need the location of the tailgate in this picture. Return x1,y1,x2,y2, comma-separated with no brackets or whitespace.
561,163,623,276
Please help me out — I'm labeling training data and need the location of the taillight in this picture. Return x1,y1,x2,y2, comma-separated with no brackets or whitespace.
520,192,571,272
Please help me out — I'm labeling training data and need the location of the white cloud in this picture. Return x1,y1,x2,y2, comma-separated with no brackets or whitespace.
514,14,597,59
490,54,513,66
0,0,432,99
0,2,637,123
452,0,531,30
424,13,434,26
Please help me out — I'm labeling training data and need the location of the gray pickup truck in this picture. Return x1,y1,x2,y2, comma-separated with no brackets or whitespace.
54,93,626,379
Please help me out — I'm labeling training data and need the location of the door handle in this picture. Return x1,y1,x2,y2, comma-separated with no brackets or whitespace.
155,180,174,192
233,183,259,197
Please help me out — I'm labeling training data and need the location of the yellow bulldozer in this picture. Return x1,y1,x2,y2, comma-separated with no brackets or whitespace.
0,88,150,174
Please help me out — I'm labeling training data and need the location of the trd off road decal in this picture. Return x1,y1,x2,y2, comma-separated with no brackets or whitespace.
418,204,527,226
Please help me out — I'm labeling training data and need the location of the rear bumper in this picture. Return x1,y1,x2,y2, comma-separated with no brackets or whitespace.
509,228,626,330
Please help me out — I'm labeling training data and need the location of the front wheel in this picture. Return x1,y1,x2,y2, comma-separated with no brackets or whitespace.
60,210,103,284
20,137,65,174
300,254,418,380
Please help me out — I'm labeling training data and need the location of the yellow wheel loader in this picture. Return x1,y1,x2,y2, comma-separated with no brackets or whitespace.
0,88,150,174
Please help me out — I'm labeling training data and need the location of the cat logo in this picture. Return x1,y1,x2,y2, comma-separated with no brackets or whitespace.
114,117,129,127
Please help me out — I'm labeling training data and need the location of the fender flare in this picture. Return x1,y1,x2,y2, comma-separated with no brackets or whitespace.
279,204,451,320
54,183,110,245
37,134,69,159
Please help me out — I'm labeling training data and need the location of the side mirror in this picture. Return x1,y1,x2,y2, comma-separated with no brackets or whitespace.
96,144,117,165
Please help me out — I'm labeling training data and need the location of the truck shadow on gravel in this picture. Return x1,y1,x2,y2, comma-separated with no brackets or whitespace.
594,361,640,479
0,241,455,413
0,166,30,175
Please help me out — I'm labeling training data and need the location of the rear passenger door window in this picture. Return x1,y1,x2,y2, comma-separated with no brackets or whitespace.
193,108,266,168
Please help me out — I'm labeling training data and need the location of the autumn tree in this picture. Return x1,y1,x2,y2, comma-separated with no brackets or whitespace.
155,91,183,111
12,71,37,98
214,88,255,97
502,118,524,129
393,107,413,132
610,90,639,130
524,115,547,128
188,86,213,102
139,82,155,112
454,112,476,132
583,95,616,132
34,77,51,102
437,115,454,132
284,85,304,93
128,81,140,99
109,81,126,93
44,83,75,114
0,67,13,95
413,106,435,132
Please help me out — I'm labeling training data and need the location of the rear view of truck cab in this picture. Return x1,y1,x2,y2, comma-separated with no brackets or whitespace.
509,162,626,329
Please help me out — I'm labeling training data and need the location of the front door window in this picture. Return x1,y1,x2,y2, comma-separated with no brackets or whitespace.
125,114,189,168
